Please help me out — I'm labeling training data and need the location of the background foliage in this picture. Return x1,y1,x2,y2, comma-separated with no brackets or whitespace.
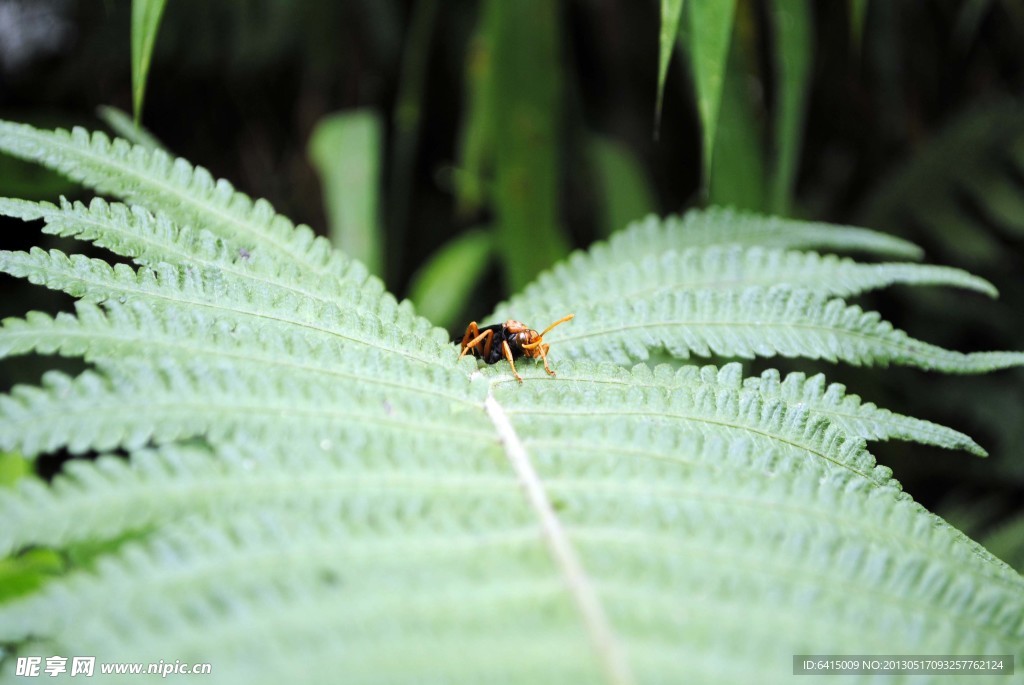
0,0,1023,627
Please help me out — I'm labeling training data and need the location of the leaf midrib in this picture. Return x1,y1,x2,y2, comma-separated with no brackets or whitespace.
484,391,635,685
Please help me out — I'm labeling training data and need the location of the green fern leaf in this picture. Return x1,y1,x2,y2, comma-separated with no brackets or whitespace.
500,243,995,315
572,362,987,457
745,367,989,457
0,246,444,367
1,121,1022,684
0,197,445,360
0,196,392,321
497,284,1023,372
0,122,337,277
588,208,925,260
0,196,253,270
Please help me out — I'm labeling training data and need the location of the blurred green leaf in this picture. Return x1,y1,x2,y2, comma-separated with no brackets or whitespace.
389,0,439,279
656,0,685,133
768,0,812,215
0,451,30,487
589,135,658,237
0,549,65,602
407,229,493,330
96,105,167,151
849,0,868,52
0,449,61,604
130,0,168,126
488,0,570,291
64,531,151,570
308,109,384,277
454,5,498,216
707,27,767,212
687,0,738,189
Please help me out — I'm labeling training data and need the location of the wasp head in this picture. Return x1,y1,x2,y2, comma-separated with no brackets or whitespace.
504,320,540,347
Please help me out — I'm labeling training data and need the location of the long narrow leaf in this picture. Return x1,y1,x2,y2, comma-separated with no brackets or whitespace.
707,18,767,211
655,0,685,133
768,0,813,214
488,0,570,291
454,3,498,216
389,0,439,278
687,0,738,187
849,0,869,52
130,0,168,126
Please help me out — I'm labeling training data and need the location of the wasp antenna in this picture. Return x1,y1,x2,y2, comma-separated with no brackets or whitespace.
537,313,575,339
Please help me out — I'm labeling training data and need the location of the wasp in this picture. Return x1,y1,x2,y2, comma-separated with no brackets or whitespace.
455,314,574,383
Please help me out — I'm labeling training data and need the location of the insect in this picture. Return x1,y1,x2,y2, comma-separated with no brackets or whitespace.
455,314,574,383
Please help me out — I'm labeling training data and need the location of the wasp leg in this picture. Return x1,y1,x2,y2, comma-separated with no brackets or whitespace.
460,327,494,360
482,328,495,359
502,340,524,383
536,343,556,376
459,322,480,352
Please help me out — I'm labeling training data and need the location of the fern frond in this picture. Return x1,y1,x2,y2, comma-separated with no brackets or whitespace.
0,368,229,455
497,244,995,317
0,441,522,558
0,502,596,681
0,247,446,367
2,121,1022,684
3,429,1021,682
0,357,883,557
492,213,1016,376
532,361,985,457
0,199,465,400
0,196,254,268
505,285,1023,373
590,208,924,261
0,359,899,557
0,197,355,299
491,359,891,488
0,302,468,410
0,356,489,458
0,122,340,278
0,198,440,351
745,367,988,456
